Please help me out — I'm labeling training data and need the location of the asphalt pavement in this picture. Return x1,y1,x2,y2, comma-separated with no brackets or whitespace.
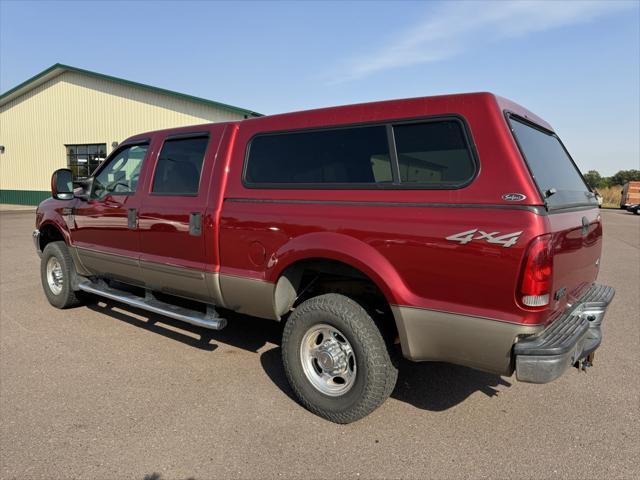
0,208,638,479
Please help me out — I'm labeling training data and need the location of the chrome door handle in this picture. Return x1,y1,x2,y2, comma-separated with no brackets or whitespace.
189,212,202,236
127,208,137,230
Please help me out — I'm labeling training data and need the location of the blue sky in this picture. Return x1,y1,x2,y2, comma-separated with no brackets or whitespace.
1,0,638,175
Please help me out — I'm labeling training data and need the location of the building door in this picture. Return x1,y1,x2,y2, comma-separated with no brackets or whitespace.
71,141,151,284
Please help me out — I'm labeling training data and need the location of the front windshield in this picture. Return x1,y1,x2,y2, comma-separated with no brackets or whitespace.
509,117,596,209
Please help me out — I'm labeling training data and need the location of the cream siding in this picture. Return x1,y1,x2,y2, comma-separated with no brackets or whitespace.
0,71,245,192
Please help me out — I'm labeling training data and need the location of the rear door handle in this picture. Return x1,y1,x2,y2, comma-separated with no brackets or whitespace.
127,208,137,230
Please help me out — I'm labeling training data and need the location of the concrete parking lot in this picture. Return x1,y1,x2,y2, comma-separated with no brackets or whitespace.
0,208,638,479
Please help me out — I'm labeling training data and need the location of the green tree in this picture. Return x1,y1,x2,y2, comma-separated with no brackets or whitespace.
609,169,640,186
583,170,603,189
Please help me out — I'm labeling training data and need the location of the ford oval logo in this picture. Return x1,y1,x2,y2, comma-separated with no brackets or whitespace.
502,193,527,202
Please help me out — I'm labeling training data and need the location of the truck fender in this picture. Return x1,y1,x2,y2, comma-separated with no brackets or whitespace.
38,217,72,247
267,232,414,314
38,214,90,276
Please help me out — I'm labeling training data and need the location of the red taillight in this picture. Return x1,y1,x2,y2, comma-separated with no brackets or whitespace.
518,234,553,309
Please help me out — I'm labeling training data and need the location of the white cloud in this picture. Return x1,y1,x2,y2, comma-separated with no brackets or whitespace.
330,0,634,84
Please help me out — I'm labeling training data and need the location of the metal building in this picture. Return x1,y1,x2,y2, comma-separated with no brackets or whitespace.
0,64,259,205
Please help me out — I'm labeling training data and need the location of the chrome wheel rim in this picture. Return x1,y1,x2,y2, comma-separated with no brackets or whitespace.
300,323,357,396
46,257,63,295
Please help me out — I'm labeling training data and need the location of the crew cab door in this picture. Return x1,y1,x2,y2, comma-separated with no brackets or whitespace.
137,128,223,302
71,141,151,284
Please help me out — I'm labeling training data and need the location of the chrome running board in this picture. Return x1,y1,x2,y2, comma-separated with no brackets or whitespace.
78,280,227,330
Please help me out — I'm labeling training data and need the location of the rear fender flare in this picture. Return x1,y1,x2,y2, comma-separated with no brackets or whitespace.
267,232,413,308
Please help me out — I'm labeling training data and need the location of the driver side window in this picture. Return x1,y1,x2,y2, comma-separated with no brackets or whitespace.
91,144,149,199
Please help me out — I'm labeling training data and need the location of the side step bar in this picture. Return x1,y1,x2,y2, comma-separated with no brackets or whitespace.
77,280,227,330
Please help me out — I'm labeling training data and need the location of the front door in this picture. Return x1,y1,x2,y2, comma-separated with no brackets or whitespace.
138,130,219,302
72,141,151,284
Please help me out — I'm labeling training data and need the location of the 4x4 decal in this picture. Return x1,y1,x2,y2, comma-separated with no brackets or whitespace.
446,229,523,248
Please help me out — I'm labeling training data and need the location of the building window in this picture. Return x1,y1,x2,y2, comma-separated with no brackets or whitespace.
66,144,107,180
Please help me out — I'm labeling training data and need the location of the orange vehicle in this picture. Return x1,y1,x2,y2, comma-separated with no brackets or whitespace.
620,181,640,208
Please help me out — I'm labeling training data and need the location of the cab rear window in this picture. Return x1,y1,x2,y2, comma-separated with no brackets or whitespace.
509,116,595,209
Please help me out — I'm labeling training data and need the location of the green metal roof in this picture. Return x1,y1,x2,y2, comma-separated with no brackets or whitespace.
0,63,262,117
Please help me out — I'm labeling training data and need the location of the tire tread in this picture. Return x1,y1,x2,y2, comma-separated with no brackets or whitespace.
40,241,82,309
282,293,398,423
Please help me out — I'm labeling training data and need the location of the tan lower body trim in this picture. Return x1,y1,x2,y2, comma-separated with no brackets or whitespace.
73,247,225,305
219,274,277,320
76,247,142,285
72,247,284,321
68,246,92,276
392,306,543,375
140,260,224,305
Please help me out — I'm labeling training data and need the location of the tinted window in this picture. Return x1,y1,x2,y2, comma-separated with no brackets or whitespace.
245,126,391,185
509,117,594,208
394,121,475,185
92,144,148,199
152,136,209,195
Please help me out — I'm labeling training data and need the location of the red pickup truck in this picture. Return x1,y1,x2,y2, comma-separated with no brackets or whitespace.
34,93,614,423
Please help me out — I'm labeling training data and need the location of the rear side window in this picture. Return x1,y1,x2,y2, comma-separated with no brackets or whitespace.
509,117,594,208
151,136,209,195
244,119,477,188
245,126,392,185
394,121,475,185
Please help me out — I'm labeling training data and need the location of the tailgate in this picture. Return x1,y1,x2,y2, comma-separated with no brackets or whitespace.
507,114,603,321
546,208,602,316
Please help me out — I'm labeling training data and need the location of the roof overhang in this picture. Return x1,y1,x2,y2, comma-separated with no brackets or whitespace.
0,64,67,106
0,63,262,117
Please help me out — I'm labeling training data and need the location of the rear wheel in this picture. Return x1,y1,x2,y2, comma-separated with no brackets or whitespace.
40,241,82,309
282,293,398,423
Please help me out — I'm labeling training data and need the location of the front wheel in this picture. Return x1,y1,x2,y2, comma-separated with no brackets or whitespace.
40,241,82,309
281,293,398,423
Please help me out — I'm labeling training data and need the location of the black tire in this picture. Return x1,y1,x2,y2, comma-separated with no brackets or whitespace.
40,241,82,309
281,293,398,424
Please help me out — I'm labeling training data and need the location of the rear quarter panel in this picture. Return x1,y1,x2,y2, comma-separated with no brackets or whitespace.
219,200,548,324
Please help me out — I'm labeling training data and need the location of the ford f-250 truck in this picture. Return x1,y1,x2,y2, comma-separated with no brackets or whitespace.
34,93,614,423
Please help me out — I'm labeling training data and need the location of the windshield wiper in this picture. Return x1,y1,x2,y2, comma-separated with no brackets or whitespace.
544,187,557,198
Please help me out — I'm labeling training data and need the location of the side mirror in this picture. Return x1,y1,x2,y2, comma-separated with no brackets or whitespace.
51,169,74,200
